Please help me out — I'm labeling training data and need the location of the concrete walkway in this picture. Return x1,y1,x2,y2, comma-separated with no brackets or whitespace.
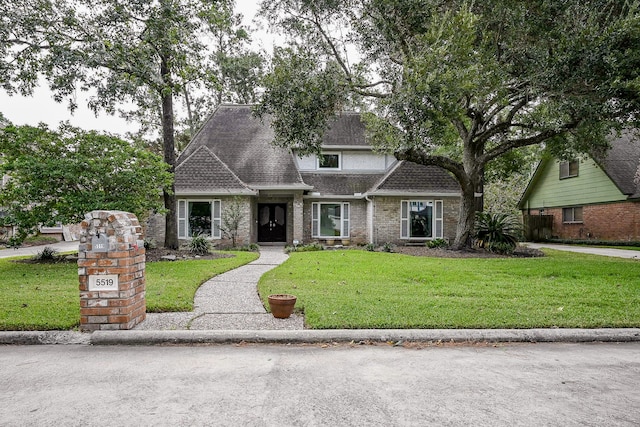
525,242,640,259
135,246,304,331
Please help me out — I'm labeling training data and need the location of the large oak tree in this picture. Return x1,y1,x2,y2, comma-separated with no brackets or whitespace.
257,0,640,249
1,0,262,248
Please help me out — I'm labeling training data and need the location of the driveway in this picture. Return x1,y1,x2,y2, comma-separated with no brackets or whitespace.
525,242,640,259
0,240,79,259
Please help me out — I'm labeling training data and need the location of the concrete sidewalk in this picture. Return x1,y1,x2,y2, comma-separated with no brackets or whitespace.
525,242,640,259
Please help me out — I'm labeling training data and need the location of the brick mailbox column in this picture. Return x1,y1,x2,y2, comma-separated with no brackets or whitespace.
78,210,146,331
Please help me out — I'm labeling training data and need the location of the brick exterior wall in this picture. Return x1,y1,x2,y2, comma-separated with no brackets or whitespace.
371,196,460,245
218,196,252,248
149,194,462,247
302,199,368,245
301,196,460,245
544,201,640,241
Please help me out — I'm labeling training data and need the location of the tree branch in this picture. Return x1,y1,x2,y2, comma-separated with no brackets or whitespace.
481,121,581,164
395,147,467,185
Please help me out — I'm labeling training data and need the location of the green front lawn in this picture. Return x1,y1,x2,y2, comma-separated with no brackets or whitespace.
0,252,258,331
258,250,640,329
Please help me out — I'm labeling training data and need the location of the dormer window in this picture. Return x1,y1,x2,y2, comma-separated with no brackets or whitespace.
318,152,341,170
559,160,579,179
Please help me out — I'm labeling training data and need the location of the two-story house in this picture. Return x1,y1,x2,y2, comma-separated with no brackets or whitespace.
158,104,461,247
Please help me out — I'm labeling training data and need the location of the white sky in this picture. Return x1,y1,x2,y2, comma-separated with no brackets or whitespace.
0,1,272,136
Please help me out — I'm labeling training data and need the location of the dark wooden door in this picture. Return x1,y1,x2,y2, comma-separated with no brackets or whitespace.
258,203,287,242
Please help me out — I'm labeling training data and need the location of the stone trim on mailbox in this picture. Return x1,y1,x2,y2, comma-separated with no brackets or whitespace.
78,210,146,331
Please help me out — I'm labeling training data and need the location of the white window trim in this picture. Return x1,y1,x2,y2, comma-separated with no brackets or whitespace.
311,202,350,238
317,152,342,170
400,199,444,240
177,199,222,239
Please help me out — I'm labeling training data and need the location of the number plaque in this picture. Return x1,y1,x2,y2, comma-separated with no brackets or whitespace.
88,274,119,291
91,234,109,253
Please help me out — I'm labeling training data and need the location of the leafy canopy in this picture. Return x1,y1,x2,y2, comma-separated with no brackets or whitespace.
0,123,172,242
257,0,640,248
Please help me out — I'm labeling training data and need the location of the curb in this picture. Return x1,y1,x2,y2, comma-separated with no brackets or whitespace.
0,331,91,345
2,328,640,346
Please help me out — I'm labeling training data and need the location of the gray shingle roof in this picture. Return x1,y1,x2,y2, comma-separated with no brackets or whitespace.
175,146,253,194
178,105,306,188
322,113,369,147
595,131,640,199
176,105,461,197
372,161,460,194
300,173,385,195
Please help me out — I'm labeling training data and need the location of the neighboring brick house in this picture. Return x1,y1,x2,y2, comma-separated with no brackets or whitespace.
519,131,640,241
162,104,460,247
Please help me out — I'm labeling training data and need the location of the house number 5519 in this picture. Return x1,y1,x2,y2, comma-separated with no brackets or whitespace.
88,275,119,291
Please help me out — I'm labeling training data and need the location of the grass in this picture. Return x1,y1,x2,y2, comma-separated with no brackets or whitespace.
258,250,640,329
145,252,258,312
0,251,258,331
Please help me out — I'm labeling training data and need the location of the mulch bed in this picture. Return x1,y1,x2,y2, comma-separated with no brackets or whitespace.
13,245,543,264
144,248,234,262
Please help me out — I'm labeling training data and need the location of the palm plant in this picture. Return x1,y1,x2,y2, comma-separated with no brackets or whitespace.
474,212,522,254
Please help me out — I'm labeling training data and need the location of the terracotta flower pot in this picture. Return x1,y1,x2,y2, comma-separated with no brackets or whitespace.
268,294,297,319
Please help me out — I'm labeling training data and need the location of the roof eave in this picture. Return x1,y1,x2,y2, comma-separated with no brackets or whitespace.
175,189,258,197
250,184,314,190
365,190,461,197
303,193,367,200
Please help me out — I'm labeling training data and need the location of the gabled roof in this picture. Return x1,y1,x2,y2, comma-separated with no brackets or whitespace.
178,104,308,190
594,131,640,199
176,105,462,198
369,161,460,195
175,145,254,195
519,130,640,207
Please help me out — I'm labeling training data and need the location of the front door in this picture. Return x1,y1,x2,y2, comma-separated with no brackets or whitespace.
258,203,287,242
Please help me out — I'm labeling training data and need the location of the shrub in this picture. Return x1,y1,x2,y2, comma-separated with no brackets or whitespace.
487,241,516,255
474,212,522,253
427,238,449,249
32,246,59,262
144,238,157,250
226,243,260,252
382,242,394,253
188,234,212,255
24,235,58,245
7,236,22,248
365,243,375,252
285,242,324,253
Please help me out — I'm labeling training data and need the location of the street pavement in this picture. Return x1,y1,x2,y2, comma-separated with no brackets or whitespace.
1,342,639,426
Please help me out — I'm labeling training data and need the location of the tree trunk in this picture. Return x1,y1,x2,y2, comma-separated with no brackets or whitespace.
452,184,477,250
160,71,179,249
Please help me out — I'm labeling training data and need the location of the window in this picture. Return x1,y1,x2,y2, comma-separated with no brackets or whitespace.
559,160,579,179
318,153,341,169
562,207,583,223
401,200,444,239
178,200,221,239
312,202,350,238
